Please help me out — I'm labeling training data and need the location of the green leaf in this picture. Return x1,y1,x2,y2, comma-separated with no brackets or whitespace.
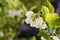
0,17,6,27
33,0,46,13
45,13,59,23
42,6,49,14
30,5,37,11
38,30,51,40
4,32,12,37
29,36,36,40
56,28,60,35
22,4,27,12
41,6,49,17
50,18,60,26
44,0,54,13
37,0,45,10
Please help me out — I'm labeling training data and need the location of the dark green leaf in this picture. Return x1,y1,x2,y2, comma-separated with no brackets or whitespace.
50,18,60,26
38,30,51,40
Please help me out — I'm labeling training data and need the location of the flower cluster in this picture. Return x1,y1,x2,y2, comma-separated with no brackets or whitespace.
25,11,47,29
8,10,23,18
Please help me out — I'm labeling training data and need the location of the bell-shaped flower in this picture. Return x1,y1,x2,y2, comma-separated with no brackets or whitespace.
26,11,34,17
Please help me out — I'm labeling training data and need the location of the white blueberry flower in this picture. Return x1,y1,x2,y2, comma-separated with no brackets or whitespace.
51,36,60,40
34,17,47,29
41,36,46,40
0,31,3,37
30,21,36,27
25,17,32,24
26,11,34,17
8,10,22,18
40,22,47,29
35,17,43,26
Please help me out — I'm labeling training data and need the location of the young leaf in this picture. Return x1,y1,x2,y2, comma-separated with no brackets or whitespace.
41,6,49,17
45,13,59,23
44,0,54,13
